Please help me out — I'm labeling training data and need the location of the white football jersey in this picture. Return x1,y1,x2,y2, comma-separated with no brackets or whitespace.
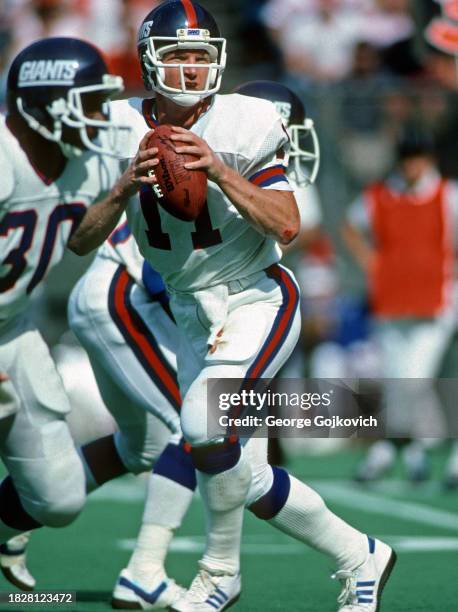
98,181,318,294
0,116,121,319
112,94,293,292
98,212,144,286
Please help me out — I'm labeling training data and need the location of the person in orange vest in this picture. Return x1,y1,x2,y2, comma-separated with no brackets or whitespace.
342,127,458,485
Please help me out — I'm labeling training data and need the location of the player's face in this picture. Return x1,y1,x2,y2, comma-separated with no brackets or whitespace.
61,91,108,150
162,49,211,93
399,154,434,186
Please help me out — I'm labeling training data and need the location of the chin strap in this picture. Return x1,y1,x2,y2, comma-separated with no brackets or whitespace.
156,87,211,108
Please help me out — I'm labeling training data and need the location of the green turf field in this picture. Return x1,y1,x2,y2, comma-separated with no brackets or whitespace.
1,445,457,611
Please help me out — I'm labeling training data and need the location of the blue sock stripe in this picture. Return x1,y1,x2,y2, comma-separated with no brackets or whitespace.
153,441,197,491
191,439,241,475
249,466,291,520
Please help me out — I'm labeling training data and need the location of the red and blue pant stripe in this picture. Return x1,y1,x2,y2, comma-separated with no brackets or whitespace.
246,264,299,379
108,265,181,412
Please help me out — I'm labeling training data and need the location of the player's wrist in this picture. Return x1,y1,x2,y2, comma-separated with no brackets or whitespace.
111,175,136,205
211,161,231,185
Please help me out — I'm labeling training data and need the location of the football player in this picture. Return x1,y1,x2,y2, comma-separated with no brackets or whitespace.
0,37,193,606
63,2,397,610
0,37,129,556
0,36,184,592
68,226,194,609
76,81,321,611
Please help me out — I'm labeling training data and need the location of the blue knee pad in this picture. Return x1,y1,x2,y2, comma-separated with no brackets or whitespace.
153,439,197,490
190,438,241,474
248,466,291,519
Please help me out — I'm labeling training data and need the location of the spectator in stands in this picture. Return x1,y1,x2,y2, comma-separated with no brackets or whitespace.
264,0,363,84
338,41,399,190
103,0,156,93
261,0,417,83
361,0,414,48
0,4,13,110
8,0,87,59
421,16,458,177
235,0,283,79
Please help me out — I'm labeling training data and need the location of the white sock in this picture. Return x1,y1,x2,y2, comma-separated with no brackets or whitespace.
269,476,366,570
127,524,174,582
198,455,252,575
127,473,194,579
365,440,396,472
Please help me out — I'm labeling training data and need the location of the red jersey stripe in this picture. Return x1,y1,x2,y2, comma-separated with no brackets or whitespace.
250,166,285,186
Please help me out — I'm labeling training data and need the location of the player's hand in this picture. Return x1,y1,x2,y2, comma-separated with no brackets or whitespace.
0,373,9,383
170,126,228,183
115,130,160,199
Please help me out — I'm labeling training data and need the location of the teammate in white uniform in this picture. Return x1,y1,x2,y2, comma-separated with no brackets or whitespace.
0,37,192,606
0,37,128,555
0,37,185,597
64,3,397,610
68,224,192,609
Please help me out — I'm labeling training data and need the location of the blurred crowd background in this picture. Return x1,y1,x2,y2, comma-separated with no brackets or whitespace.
1,0,458,478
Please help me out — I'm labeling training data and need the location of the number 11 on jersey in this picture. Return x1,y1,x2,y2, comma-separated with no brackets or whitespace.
140,186,222,251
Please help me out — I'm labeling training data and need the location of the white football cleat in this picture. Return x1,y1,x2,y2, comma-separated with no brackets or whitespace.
170,568,241,612
354,442,395,484
0,532,36,591
112,568,186,610
332,537,396,611
402,443,430,484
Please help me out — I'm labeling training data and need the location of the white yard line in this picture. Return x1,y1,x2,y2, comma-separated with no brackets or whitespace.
308,480,458,532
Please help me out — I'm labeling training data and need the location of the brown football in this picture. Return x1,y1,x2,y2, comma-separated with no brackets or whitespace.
146,125,207,222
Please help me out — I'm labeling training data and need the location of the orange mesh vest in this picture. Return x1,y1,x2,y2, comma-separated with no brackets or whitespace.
366,179,453,317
